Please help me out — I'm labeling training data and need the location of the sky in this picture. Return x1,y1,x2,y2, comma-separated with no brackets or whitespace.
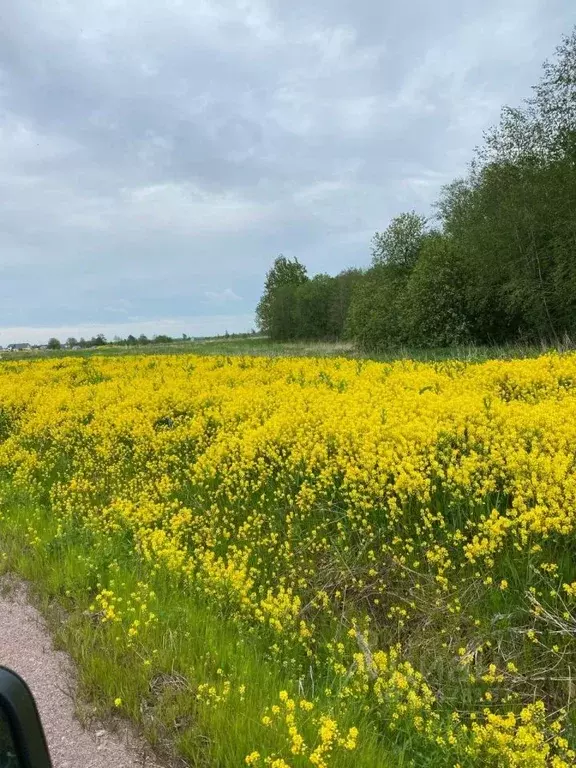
0,0,573,345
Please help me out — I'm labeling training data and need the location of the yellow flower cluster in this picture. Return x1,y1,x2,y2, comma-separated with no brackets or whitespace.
0,352,575,766
257,691,358,767
91,579,158,645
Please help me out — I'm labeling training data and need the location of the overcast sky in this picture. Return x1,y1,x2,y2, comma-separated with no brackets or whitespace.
0,1,573,344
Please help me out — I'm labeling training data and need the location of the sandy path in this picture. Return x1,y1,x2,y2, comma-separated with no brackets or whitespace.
0,580,161,768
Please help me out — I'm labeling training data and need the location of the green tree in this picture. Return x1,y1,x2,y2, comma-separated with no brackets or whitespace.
347,212,426,349
371,212,427,269
437,26,576,344
401,233,471,346
346,264,409,350
254,29,576,350
267,284,299,341
329,269,363,339
47,337,61,350
294,274,336,339
480,28,576,165
87,334,107,347
256,255,308,337
437,169,532,343
438,28,576,343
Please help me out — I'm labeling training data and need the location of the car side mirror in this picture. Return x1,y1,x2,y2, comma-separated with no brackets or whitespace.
0,667,52,767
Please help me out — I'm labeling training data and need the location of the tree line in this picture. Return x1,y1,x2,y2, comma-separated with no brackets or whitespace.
44,333,192,350
256,28,576,349
41,330,260,350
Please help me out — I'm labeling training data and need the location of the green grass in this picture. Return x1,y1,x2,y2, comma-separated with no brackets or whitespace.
0,488,395,768
2,479,573,767
0,335,561,364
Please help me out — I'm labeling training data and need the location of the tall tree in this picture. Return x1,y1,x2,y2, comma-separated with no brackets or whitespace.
256,255,308,337
347,212,426,349
268,284,299,341
401,233,471,346
254,28,576,350
371,212,427,269
294,274,336,339
329,269,363,339
346,264,409,350
438,27,576,343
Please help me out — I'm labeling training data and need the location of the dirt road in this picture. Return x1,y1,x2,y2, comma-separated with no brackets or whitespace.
0,579,160,768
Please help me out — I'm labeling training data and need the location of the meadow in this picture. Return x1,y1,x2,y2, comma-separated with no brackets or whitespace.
0,335,557,363
0,351,575,767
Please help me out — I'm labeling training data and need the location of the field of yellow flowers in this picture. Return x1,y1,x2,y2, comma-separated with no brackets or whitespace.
0,353,575,767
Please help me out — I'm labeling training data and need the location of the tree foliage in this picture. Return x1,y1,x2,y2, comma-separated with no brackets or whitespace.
256,255,308,337
346,264,408,349
294,275,335,340
371,212,427,269
402,234,472,346
256,28,576,350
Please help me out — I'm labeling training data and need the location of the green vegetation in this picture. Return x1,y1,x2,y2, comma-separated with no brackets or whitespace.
1,333,569,364
256,29,576,351
1,354,575,767
0,490,387,767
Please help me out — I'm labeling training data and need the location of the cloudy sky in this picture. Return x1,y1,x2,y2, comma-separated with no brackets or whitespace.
0,1,573,344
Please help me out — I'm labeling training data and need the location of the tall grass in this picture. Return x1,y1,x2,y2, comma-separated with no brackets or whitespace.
0,334,566,364
0,491,392,767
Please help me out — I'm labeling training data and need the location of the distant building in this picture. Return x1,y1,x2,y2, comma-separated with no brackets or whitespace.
7,343,31,351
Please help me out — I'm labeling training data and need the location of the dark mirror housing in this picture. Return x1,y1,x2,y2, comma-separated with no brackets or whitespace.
0,667,52,768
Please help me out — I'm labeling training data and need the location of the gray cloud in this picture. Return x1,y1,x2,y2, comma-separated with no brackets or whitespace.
0,0,572,342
